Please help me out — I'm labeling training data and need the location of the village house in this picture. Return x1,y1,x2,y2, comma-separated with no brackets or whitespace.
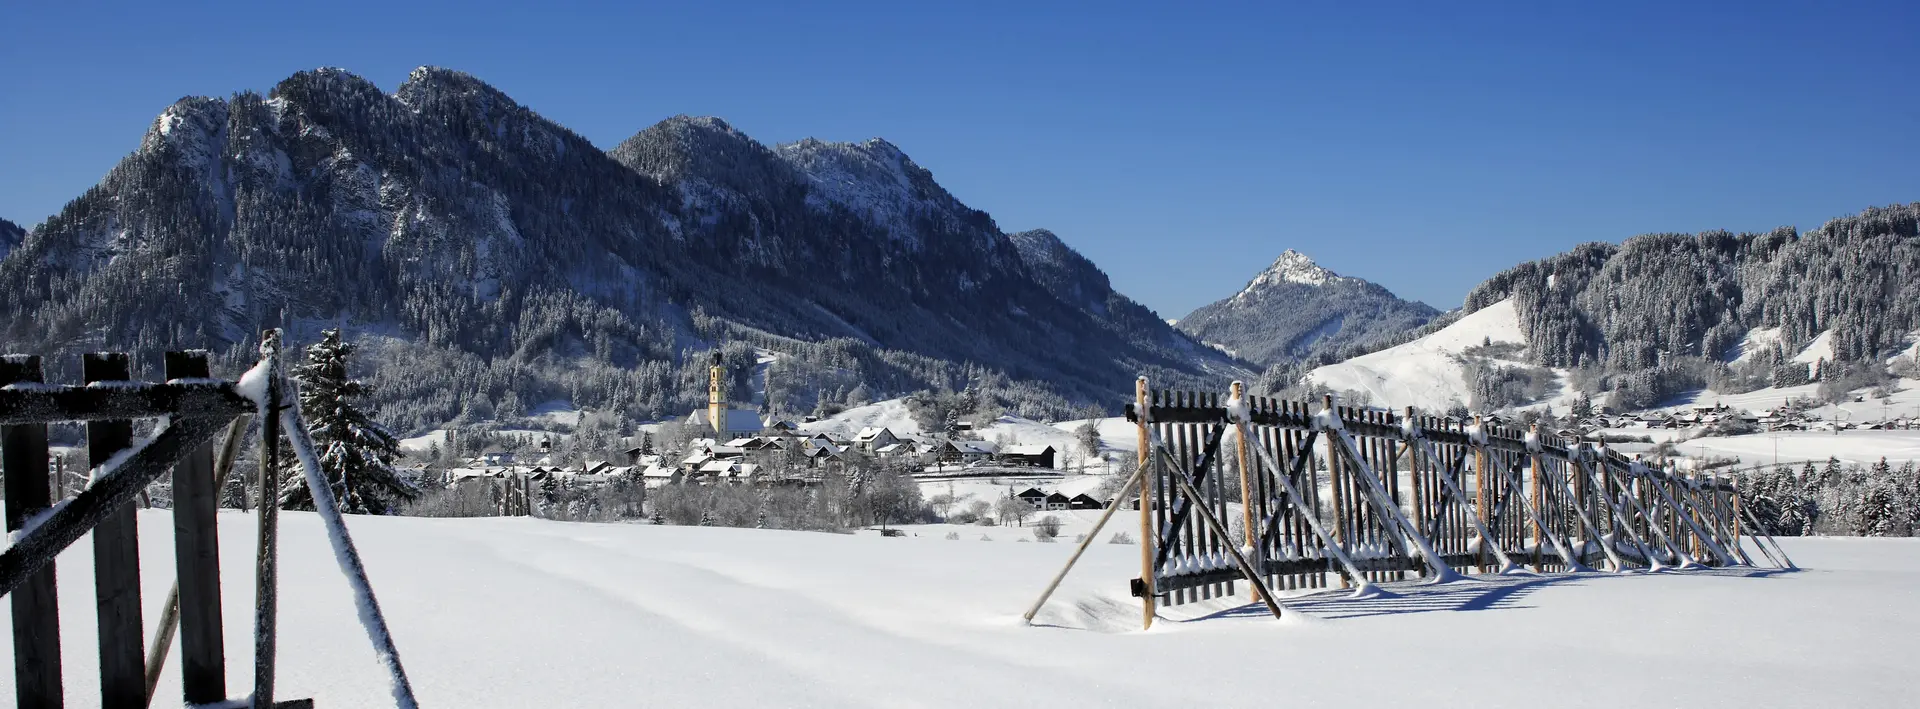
1043,492,1071,511
855,426,900,452
1068,493,1104,510
950,440,998,464
873,441,919,459
997,444,1056,469
1014,488,1048,509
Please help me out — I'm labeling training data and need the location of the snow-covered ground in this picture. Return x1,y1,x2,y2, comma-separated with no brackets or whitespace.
1306,298,1578,413
8,511,1916,708
1609,429,1920,468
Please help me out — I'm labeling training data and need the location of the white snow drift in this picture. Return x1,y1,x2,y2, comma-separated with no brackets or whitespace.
5,511,1915,708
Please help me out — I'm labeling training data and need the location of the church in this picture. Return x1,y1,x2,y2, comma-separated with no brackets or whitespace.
686,352,765,439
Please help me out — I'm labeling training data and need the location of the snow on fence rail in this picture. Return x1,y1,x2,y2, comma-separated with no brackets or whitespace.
0,330,416,709
1025,379,1796,630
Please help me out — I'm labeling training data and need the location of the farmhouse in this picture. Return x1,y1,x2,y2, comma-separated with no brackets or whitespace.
855,426,899,452
997,444,1056,469
1068,493,1104,510
951,440,998,463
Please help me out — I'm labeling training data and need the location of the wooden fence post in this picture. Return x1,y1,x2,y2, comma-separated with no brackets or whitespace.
3,355,62,709
1135,377,1154,630
1529,424,1544,573
1230,381,1260,600
84,352,147,708
1322,395,1347,587
165,351,226,704
1472,415,1490,573
254,331,283,708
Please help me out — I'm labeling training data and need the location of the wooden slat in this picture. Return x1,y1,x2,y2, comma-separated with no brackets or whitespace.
85,353,147,708
166,352,226,704
0,415,232,599
3,355,62,709
0,382,254,426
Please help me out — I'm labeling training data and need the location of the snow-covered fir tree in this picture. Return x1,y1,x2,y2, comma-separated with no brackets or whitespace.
281,329,418,514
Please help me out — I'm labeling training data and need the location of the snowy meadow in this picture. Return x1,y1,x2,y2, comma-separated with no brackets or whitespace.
4,511,1915,708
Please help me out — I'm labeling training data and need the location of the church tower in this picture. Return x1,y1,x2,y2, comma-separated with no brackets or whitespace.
708,352,725,435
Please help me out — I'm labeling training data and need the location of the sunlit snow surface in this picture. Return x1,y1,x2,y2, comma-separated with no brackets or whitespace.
6,511,1915,708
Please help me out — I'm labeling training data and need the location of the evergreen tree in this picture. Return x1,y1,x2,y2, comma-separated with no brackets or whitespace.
281,329,418,514
1569,393,1593,420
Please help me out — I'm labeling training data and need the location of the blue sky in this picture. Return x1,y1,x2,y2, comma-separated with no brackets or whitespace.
2,1,1914,315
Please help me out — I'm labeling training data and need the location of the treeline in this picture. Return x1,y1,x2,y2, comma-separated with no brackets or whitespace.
1457,204,1920,407
1736,458,1920,537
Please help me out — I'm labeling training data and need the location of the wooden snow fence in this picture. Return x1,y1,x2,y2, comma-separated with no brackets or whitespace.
1023,378,1795,630
1,330,418,708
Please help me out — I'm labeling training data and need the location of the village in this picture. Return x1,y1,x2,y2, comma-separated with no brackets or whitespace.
412,358,1107,523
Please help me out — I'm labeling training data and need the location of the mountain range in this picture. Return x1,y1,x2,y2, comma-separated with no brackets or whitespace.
0,67,1245,430
3,65,1913,429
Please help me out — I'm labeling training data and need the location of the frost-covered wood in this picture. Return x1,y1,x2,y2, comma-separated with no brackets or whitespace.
1122,385,1755,612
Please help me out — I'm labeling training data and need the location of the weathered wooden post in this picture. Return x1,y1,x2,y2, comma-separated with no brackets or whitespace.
1472,415,1490,573
1135,376,1155,630
1529,424,1545,573
255,330,284,708
165,351,227,704
1230,381,1260,600
1406,407,1427,572
1322,395,1348,587
3,355,62,709
85,352,147,708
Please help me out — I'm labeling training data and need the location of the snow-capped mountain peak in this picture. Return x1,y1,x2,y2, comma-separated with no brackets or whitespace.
1178,248,1438,367
1237,249,1344,297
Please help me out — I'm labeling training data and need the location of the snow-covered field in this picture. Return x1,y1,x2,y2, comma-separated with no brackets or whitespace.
1306,298,1579,413
1613,429,1920,468
7,511,1917,708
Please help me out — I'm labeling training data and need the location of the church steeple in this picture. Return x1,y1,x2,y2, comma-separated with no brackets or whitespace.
707,352,725,435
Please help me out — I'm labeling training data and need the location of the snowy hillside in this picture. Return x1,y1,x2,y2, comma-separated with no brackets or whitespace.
7,510,1915,707
799,398,1139,460
1306,298,1568,412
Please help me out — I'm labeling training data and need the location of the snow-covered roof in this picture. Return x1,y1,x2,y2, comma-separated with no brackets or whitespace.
689,407,765,434
953,441,997,455
856,426,894,441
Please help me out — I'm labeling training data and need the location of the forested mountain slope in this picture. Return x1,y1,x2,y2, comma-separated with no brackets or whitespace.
0,67,1245,432
1460,203,1920,408
0,218,21,261
1177,249,1439,367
